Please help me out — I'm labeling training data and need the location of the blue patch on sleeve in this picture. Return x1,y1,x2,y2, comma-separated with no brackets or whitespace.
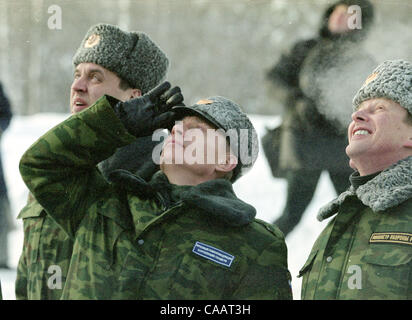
192,241,235,268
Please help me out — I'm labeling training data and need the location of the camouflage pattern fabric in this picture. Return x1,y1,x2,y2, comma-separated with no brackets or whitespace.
19,96,292,300
15,117,160,299
15,142,159,300
300,194,412,299
15,196,72,300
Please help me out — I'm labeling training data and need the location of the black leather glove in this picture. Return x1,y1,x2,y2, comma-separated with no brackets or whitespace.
113,81,183,137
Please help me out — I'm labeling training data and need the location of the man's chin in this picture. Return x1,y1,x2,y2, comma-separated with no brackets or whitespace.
348,159,357,171
72,105,89,114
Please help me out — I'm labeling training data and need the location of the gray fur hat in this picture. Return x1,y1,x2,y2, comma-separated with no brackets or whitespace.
353,59,412,114
72,23,169,94
172,97,259,182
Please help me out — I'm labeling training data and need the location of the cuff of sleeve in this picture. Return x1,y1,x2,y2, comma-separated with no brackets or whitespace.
77,95,136,147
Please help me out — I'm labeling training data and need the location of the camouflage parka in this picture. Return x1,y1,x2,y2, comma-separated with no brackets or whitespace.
19,96,292,300
15,198,72,300
299,156,412,299
15,129,159,300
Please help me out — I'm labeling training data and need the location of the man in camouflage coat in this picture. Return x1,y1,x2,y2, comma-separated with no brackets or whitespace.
300,60,412,299
19,81,293,299
15,23,169,299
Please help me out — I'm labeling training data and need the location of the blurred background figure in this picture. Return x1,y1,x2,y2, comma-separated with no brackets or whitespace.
263,0,375,237
0,82,13,269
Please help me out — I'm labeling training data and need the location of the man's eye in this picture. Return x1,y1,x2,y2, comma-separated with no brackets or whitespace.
90,74,102,81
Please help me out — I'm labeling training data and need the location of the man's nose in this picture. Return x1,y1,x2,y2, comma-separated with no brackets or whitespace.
71,76,87,92
351,109,368,122
171,122,184,137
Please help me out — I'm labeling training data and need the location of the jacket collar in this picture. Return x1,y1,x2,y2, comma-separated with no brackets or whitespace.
177,178,256,226
318,156,412,221
108,169,256,227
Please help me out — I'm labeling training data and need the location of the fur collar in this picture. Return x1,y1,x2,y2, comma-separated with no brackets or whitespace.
108,169,256,227
318,156,412,221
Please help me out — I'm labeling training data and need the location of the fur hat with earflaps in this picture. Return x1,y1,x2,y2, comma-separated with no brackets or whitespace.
353,59,412,114
73,23,169,94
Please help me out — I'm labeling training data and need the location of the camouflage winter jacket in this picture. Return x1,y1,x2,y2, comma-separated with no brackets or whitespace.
19,96,292,300
15,133,159,300
299,156,412,299
15,197,72,300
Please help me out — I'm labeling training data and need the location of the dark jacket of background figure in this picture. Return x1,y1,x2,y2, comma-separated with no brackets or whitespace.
0,82,13,268
264,0,375,236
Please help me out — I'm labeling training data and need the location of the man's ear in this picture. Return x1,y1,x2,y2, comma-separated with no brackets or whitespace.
215,153,238,174
130,88,142,99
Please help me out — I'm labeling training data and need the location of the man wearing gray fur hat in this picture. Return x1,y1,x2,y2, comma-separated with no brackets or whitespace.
299,59,412,299
16,23,169,299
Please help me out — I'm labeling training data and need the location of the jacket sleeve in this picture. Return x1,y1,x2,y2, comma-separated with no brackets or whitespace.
19,96,136,238
266,39,317,90
15,247,28,300
265,39,318,110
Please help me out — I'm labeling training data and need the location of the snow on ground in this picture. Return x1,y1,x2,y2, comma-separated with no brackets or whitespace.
0,113,335,300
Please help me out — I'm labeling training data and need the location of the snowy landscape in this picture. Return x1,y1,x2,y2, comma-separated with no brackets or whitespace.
0,113,336,300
